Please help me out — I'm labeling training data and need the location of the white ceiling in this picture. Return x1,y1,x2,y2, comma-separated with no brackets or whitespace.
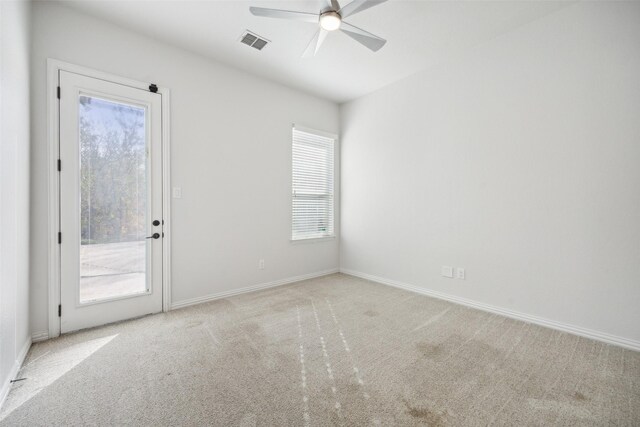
58,0,571,103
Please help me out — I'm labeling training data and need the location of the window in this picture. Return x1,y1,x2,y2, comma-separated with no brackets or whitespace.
292,126,335,240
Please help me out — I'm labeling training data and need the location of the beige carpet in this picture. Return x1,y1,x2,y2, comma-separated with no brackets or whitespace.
1,273,638,426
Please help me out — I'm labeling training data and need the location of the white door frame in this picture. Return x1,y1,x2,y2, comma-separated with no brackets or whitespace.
47,59,172,339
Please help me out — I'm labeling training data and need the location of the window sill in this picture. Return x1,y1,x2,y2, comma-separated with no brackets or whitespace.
290,236,336,244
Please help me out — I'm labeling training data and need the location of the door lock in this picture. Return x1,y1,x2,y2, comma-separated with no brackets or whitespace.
146,233,160,239
152,220,161,226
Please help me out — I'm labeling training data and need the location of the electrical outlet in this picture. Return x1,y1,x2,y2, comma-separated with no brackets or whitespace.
258,259,265,270
441,266,454,278
456,268,465,280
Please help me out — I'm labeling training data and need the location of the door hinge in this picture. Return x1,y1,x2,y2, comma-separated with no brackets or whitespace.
57,86,60,99
58,304,61,317
149,83,158,93
57,159,61,171
58,232,62,244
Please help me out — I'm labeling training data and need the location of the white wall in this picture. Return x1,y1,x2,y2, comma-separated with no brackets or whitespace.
341,1,640,344
1,0,31,406
30,2,339,336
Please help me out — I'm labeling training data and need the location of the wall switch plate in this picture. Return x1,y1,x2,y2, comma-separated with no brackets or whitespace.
258,259,265,270
172,187,182,199
456,268,465,280
441,266,454,278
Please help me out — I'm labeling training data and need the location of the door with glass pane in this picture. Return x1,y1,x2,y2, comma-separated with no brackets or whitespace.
59,71,163,333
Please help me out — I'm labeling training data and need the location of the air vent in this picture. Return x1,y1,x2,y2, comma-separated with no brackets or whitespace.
240,31,270,51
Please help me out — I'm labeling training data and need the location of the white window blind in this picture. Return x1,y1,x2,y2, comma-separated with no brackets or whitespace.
292,127,335,240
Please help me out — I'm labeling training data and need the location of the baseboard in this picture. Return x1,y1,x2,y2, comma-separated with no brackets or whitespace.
171,268,340,310
31,331,49,343
0,337,31,412
341,268,640,352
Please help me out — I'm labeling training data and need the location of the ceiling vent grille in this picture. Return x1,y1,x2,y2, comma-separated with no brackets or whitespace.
240,31,270,51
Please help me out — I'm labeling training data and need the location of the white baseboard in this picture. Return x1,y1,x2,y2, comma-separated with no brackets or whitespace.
171,268,340,310
0,337,31,412
31,331,49,343
341,268,640,352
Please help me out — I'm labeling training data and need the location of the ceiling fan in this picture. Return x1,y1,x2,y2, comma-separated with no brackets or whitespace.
249,0,388,57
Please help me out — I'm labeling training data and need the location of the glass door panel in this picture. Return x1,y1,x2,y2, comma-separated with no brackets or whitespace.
78,95,149,303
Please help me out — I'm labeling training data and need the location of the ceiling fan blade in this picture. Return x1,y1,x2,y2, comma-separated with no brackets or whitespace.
340,22,386,52
328,0,341,11
302,29,329,58
249,7,318,23
338,0,387,18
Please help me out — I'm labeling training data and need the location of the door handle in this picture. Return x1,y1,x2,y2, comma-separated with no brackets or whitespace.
146,233,160,239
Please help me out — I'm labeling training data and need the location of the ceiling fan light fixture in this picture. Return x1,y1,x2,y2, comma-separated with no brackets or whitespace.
319,11,342,31
249,0,388,56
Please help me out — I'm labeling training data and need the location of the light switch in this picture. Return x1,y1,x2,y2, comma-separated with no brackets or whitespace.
172,187,182,199
441,266,454,278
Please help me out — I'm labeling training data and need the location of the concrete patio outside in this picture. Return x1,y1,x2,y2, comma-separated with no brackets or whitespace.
80,241,146,302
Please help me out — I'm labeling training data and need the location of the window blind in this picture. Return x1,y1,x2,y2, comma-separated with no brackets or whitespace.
292,127,335,240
